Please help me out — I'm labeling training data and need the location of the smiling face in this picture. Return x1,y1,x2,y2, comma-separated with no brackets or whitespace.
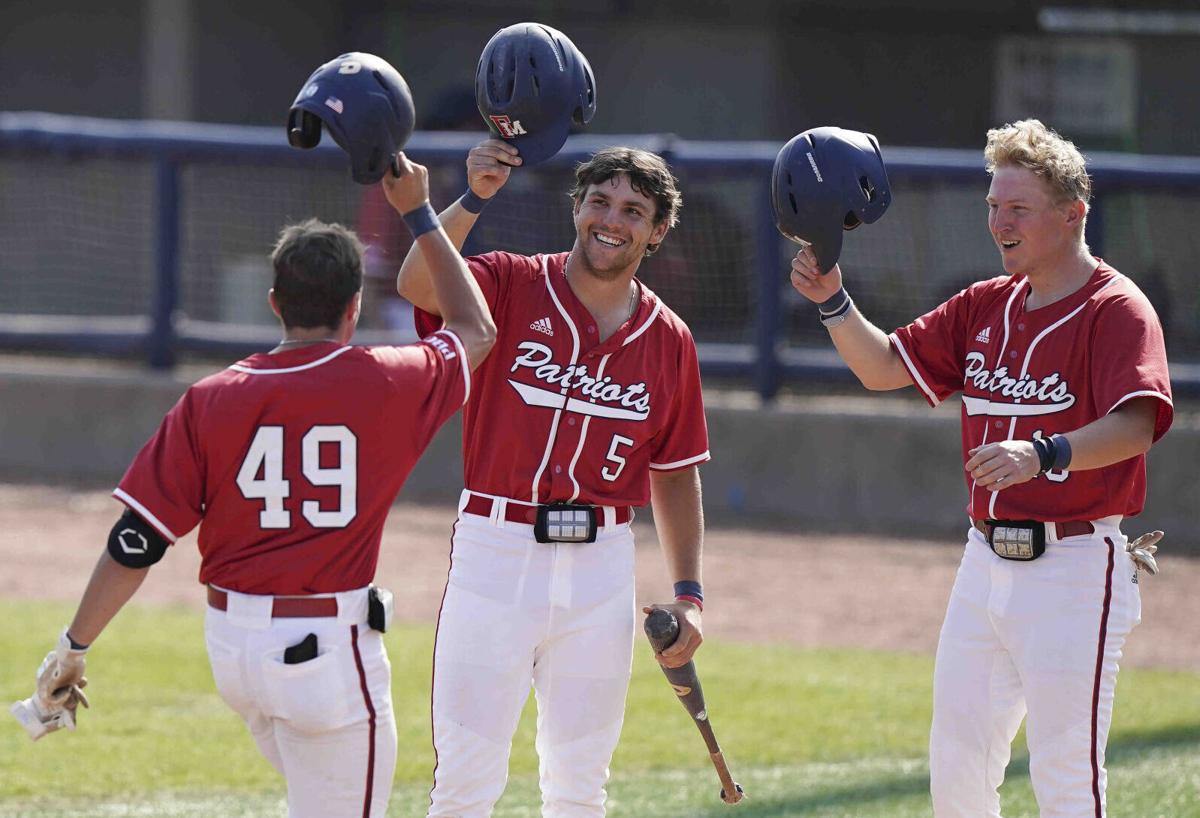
986,165,1086,278
572,174,670,280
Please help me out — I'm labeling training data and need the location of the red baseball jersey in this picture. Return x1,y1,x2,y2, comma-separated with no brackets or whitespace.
890,262,1172,522
416,251,709,506
114,335,469,595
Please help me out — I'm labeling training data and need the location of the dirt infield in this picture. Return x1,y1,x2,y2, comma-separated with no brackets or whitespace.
3,483,1197,671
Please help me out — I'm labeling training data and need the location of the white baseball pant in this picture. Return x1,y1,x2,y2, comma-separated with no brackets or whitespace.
930,517,1140,817
204,586,397,818
427,492,636,818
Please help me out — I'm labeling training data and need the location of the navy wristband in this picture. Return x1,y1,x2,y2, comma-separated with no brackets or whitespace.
459,189,491,215
66,632,89,651
673,580,703,602
402,202,439,238
1032,436,1056,474
1051,433,1072,470
818,287,851,316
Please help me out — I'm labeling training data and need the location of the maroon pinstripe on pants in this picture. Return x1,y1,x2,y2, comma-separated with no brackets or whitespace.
1089,539,1116,818
350,624,377,817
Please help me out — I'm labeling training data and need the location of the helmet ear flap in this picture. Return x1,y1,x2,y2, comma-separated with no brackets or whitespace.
287,109,323,149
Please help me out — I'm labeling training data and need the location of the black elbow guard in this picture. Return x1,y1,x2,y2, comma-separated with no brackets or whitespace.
107,508,170,568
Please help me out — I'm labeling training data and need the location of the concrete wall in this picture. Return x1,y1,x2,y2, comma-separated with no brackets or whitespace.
1,359,1193,541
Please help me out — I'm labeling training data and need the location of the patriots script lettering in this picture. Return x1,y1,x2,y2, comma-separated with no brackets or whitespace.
961,351,1076,417
509,341,650,416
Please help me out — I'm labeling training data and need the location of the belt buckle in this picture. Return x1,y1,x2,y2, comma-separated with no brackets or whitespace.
535,503,597,544
987,519,1045,561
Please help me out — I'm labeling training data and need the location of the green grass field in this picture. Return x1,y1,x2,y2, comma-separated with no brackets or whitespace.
2,600,1198,817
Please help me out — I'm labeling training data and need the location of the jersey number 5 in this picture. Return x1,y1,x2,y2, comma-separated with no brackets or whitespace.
236,425,358,529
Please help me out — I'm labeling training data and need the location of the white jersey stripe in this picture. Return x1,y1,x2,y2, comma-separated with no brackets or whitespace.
228,344,353,375
529,255,581,503
112,488,179,543
649,451,710,470
623,292,661,346
566,352,613,501
1107,390,1173,416
889,333,940,406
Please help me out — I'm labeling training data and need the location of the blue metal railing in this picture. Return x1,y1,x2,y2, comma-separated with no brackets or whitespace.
3,112,1200,397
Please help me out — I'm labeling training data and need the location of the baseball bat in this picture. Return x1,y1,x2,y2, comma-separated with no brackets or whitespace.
644,607,745,805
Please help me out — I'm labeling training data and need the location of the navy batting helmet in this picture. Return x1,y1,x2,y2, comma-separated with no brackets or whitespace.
771,127,892,273
475,22,596,166
287,53,415,185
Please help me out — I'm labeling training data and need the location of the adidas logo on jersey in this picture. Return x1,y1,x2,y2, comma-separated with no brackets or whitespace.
530,317,554,337
975,326,991,344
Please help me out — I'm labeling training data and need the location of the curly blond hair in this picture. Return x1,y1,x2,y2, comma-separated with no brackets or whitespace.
984,119,1091,205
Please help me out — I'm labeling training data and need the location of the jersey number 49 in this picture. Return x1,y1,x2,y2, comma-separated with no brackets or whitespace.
236,425,358,529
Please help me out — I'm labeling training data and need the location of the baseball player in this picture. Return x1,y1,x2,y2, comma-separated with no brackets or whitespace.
396,139,709,817
9,156,496,818
789,120,1172,816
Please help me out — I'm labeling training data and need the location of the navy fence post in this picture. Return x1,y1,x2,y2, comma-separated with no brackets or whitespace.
755,180,782,401
149,157,180,369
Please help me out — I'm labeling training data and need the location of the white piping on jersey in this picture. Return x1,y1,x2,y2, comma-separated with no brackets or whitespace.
888,333,939,406
623,292,661,345
650,451,711,470
1108,389,1172,417
434,329,471,406
228,344,353,374
986,275,1118,517
529,255,581,504
566,351,612,501
973,282,1025,506
112,488,179,543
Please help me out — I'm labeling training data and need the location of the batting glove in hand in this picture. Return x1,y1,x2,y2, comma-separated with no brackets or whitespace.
10,628,89,741
1126,530,1163,576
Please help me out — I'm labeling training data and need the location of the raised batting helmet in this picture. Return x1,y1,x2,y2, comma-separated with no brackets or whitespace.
475,22,596,165
771,127,892,273
287,53,415,185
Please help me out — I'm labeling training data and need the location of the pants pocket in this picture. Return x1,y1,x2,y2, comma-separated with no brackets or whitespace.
261,643,356,733
205,631,254,718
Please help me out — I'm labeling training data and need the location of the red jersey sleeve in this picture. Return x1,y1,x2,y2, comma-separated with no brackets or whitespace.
649,328,711,471
408,328,471,423
113,390,205,543
889,287,973,406
1089,290,1173,441
413,251,514,338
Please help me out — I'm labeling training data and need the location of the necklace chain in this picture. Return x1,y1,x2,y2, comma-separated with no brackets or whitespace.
272,337,339,352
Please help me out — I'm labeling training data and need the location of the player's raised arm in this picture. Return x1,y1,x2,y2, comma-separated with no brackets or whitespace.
789,249,911,390
395,139,520,315
384,153,496,369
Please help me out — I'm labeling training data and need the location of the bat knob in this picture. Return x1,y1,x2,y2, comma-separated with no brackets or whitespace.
719,782,745,804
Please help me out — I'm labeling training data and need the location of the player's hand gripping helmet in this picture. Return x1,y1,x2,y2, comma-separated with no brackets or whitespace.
771,127,892,273
287,52,415,185
475,22,596,166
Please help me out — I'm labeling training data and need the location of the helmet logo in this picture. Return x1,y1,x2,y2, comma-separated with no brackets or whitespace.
806,152,823,183
338,60,362,75
490,115,528,138
324,97,344,115
302,83,319,99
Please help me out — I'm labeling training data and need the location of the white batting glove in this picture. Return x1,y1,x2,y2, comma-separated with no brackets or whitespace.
10,628,90,741
1126,530,1163,576
10,694,79,741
